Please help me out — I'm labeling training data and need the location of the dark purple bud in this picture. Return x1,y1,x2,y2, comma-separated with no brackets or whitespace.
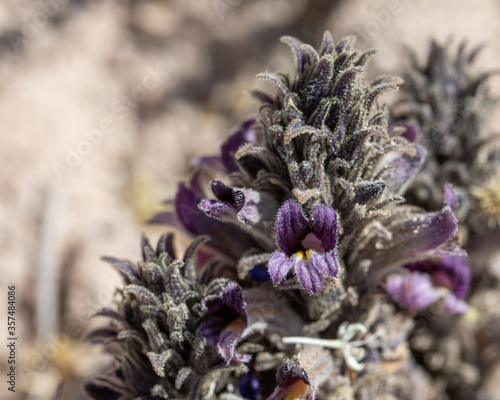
198,283,248,364
211,181,246,210
153,178,262,261
221,119,257,173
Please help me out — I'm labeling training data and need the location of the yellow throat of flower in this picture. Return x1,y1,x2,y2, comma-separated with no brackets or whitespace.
285,380,309,400
296,250,313,261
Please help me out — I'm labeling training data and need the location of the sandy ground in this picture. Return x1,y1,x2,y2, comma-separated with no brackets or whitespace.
0,0,500,399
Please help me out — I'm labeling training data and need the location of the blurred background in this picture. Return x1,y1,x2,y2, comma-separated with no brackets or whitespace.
1,0,500,399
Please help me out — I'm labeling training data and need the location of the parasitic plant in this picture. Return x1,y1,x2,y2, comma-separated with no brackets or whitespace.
85,32,500,400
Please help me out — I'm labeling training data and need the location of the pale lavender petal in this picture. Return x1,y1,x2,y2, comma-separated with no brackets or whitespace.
268,252,294,286
199,199,231,219
311,204,338,251
276,201,310,256
217,321,246,363
380,144,427,195
405,256,470,299
211,181,245,210
237,205,260,224
295,257,323,295
443,293,469,314
386,272,443,313
310,251,339,278
444,183,459,211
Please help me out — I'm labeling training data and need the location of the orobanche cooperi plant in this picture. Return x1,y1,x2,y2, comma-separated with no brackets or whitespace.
84,32,500,400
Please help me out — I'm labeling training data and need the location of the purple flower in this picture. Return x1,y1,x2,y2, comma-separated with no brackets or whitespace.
444,183,459,211
198,283,249,364
387,256,471,314
268,200,340,294
386,272,444,313
406,256,470,311
150,173,261,261
195,119,257,173
378,144,427,196
268,360,314,400
199,180,262,224
220,119,257,173
400,121,421,143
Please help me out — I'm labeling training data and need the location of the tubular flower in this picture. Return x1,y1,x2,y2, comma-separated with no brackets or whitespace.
268,359,314,400
199,180,269,225
198,283,250,364
268,200,340,294
387,256,470,314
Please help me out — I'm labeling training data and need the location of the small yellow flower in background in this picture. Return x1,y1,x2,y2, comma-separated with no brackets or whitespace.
471,173,500,228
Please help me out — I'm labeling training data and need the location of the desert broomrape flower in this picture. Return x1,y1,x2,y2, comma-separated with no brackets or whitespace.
268,200,340,294
85,30,490,400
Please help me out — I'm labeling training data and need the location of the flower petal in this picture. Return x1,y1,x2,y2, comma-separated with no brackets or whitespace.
310,251,339,278
198,199,231,219
223,283,247,319
386,272,444,313
443,293,469,314
444,184,459,211
373,207,459,270
198,318,226,347
276,201,310,256
379,144,427,196
221,119,257,173
400,122,420,143
311,204,339,251
295,257,323,294
405,256,470,299
268,252,294,286
217,322,246,363
211,181,245,210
